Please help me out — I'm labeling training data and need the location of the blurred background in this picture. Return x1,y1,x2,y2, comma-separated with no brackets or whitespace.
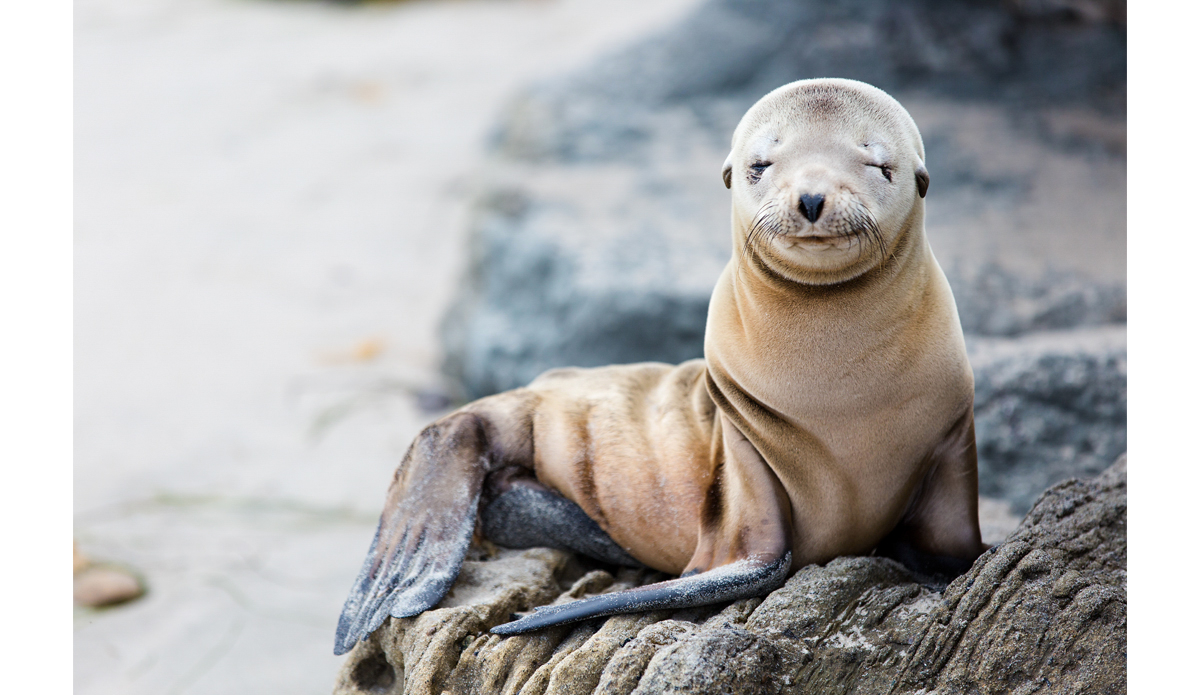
73,0,1125,693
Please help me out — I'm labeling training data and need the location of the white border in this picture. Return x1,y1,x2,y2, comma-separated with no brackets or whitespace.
1128,0,1195,690
0,0,73,690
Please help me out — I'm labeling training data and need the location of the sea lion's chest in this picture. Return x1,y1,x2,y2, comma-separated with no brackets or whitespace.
706,284,973,561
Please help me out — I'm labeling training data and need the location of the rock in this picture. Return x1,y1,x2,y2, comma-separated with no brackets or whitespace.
488,0,1125,166
332,456,1126,694
969,325,1126,513
442,0,1127,399
74,566,145,608
438,0,1126,512
439,168,724,400
594,620,699,695
947,263,1125,338
1009,0,1126,25
73,540,146,608
891,456,1127,695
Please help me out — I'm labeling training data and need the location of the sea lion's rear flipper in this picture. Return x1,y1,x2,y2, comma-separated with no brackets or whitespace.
490,551,790,635
334,412,492,656
481,484,644,568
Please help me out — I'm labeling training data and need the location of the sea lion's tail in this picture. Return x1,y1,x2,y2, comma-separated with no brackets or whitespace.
489,551,791,635
333,412,490,656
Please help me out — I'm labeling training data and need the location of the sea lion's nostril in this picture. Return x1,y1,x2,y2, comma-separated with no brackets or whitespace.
798,194,824,223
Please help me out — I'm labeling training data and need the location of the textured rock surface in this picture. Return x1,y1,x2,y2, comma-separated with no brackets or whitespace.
333,457,1126,694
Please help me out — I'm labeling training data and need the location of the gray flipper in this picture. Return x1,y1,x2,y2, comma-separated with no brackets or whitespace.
481,485,644,568
490,551,791,635
334,413,491,656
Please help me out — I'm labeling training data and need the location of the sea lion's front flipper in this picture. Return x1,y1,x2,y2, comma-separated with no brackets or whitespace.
877,407,985,578
490,551,790,635
878,408,988,576
334,412,492,656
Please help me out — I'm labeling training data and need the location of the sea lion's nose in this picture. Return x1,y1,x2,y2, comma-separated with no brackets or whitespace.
798,194,824,223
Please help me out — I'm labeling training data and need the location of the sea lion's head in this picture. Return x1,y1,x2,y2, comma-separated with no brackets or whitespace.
723,79,929,286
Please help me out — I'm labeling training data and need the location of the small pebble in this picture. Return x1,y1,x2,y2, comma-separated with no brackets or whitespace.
74,567,144,607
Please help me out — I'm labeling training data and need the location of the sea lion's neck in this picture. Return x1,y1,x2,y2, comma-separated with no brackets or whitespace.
704,219,939,422
722,215,930,333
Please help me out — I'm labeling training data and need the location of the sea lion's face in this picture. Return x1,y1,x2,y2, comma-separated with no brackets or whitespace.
723,80,930,285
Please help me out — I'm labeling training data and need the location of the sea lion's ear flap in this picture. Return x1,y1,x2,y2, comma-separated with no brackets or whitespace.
722,155,733,190
915,162,930,198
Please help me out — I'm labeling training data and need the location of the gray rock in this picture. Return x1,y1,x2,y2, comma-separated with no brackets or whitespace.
332,457,1126,694
891,457,1127,695
969,326,1126,513
442,0,1127,399
491,0,1125,165
439,166,725,401
947,263,1126,338
438,0,1126,533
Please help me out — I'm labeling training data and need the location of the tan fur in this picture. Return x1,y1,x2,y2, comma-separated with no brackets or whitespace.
462,78,982,576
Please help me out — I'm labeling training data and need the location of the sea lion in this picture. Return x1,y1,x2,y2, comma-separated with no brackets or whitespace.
334,78,984,655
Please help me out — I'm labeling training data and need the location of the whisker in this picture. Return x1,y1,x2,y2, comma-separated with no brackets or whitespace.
735,200,785,286
736,194,886,282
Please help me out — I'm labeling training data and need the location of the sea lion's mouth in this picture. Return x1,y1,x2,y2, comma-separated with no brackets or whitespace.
790,230,860,241
785,229,866,246
743,197,886,265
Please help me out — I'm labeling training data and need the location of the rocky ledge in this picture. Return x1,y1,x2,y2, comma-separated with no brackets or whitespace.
333,456,1126,695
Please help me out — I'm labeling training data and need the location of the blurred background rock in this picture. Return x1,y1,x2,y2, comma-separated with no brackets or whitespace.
74,0,1124,693
441,0,1126,514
